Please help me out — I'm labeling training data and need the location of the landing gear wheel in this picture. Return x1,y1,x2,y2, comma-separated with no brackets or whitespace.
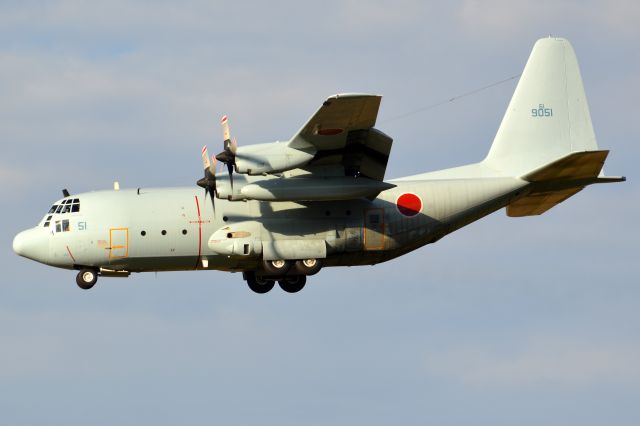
246,272,275,294
262,259,291,275
295,258,322,276
76,269,98,290
278,275,307,293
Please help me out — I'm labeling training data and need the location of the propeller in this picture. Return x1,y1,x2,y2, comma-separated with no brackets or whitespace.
215,115,238,191
197,145,218,213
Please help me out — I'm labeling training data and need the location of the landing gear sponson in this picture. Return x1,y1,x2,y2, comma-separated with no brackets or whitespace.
244,258,322,294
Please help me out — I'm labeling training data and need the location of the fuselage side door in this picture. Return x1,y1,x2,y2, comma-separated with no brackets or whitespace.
109,228,129,259
364,208,385,250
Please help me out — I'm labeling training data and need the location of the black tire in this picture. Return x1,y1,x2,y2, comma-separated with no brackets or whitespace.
262,259,292,276
278,275,307,293
294,258,322,276
246,272,275,294
76,269,98,290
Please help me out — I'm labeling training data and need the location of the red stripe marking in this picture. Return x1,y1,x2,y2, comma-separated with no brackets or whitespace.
195,195,202,270
66,245,77,263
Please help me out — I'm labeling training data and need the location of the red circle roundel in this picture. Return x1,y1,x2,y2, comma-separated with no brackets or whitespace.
396,193,422,217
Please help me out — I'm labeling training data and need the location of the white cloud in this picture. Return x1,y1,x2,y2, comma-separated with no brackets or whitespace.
457,0,640,40
423,336,640,386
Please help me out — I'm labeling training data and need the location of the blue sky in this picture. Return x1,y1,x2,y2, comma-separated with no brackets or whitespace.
1,1,639,425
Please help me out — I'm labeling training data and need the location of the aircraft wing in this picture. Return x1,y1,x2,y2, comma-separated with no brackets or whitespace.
288,93,393,181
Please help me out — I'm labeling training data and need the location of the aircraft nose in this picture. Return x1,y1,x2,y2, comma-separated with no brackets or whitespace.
13,228,49,264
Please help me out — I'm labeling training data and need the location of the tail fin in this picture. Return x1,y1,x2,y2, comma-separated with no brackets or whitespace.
485,37,598,176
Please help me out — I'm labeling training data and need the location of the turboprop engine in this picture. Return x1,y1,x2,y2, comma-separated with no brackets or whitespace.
234,142,316,175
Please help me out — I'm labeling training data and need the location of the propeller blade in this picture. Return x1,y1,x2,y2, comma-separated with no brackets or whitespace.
197,146,217,217
227,162,234,192
221,115,231,145
201,145,211,170
218,114,237,194
210,155,217,176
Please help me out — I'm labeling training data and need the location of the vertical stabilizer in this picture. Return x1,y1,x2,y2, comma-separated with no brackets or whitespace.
485,37,598,176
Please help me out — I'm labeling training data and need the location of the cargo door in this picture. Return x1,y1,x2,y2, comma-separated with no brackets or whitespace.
364,208,385,250
109,228,129,259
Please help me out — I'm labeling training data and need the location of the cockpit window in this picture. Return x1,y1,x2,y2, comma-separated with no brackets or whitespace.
54,219,70,233
43,215,52,227
49,199,81,216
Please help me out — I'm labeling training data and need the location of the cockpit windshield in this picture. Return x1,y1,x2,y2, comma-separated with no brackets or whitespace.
43,198,81,227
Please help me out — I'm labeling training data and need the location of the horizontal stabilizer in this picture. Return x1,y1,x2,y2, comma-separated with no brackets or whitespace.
524,150,608,182
507,150,625,216
507,187,583,216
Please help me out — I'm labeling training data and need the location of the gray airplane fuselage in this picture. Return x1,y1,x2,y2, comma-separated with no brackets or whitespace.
14,176,526,274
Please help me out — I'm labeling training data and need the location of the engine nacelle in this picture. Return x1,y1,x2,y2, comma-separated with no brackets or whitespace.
214,173,280,201
213,173,248,201
234,142,315,175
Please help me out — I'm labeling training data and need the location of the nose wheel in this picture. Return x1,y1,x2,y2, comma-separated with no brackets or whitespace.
76,268,98,290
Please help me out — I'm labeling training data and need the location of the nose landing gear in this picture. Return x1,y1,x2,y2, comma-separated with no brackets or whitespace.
76,268,98,290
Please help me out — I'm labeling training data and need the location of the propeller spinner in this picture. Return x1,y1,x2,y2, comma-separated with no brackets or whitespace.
197,145,218,213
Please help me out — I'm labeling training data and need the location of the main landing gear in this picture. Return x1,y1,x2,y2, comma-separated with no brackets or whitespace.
244,258,321,294
76,268,98,290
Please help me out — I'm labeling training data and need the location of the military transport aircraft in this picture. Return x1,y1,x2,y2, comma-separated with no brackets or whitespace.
13,37,625,293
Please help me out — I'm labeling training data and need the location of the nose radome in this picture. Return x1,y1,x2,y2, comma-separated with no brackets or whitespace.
13,228,49,264
12,230,27,256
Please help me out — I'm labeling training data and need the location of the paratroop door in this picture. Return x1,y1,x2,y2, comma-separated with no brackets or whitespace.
109,228,128,258
364,208,384,250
